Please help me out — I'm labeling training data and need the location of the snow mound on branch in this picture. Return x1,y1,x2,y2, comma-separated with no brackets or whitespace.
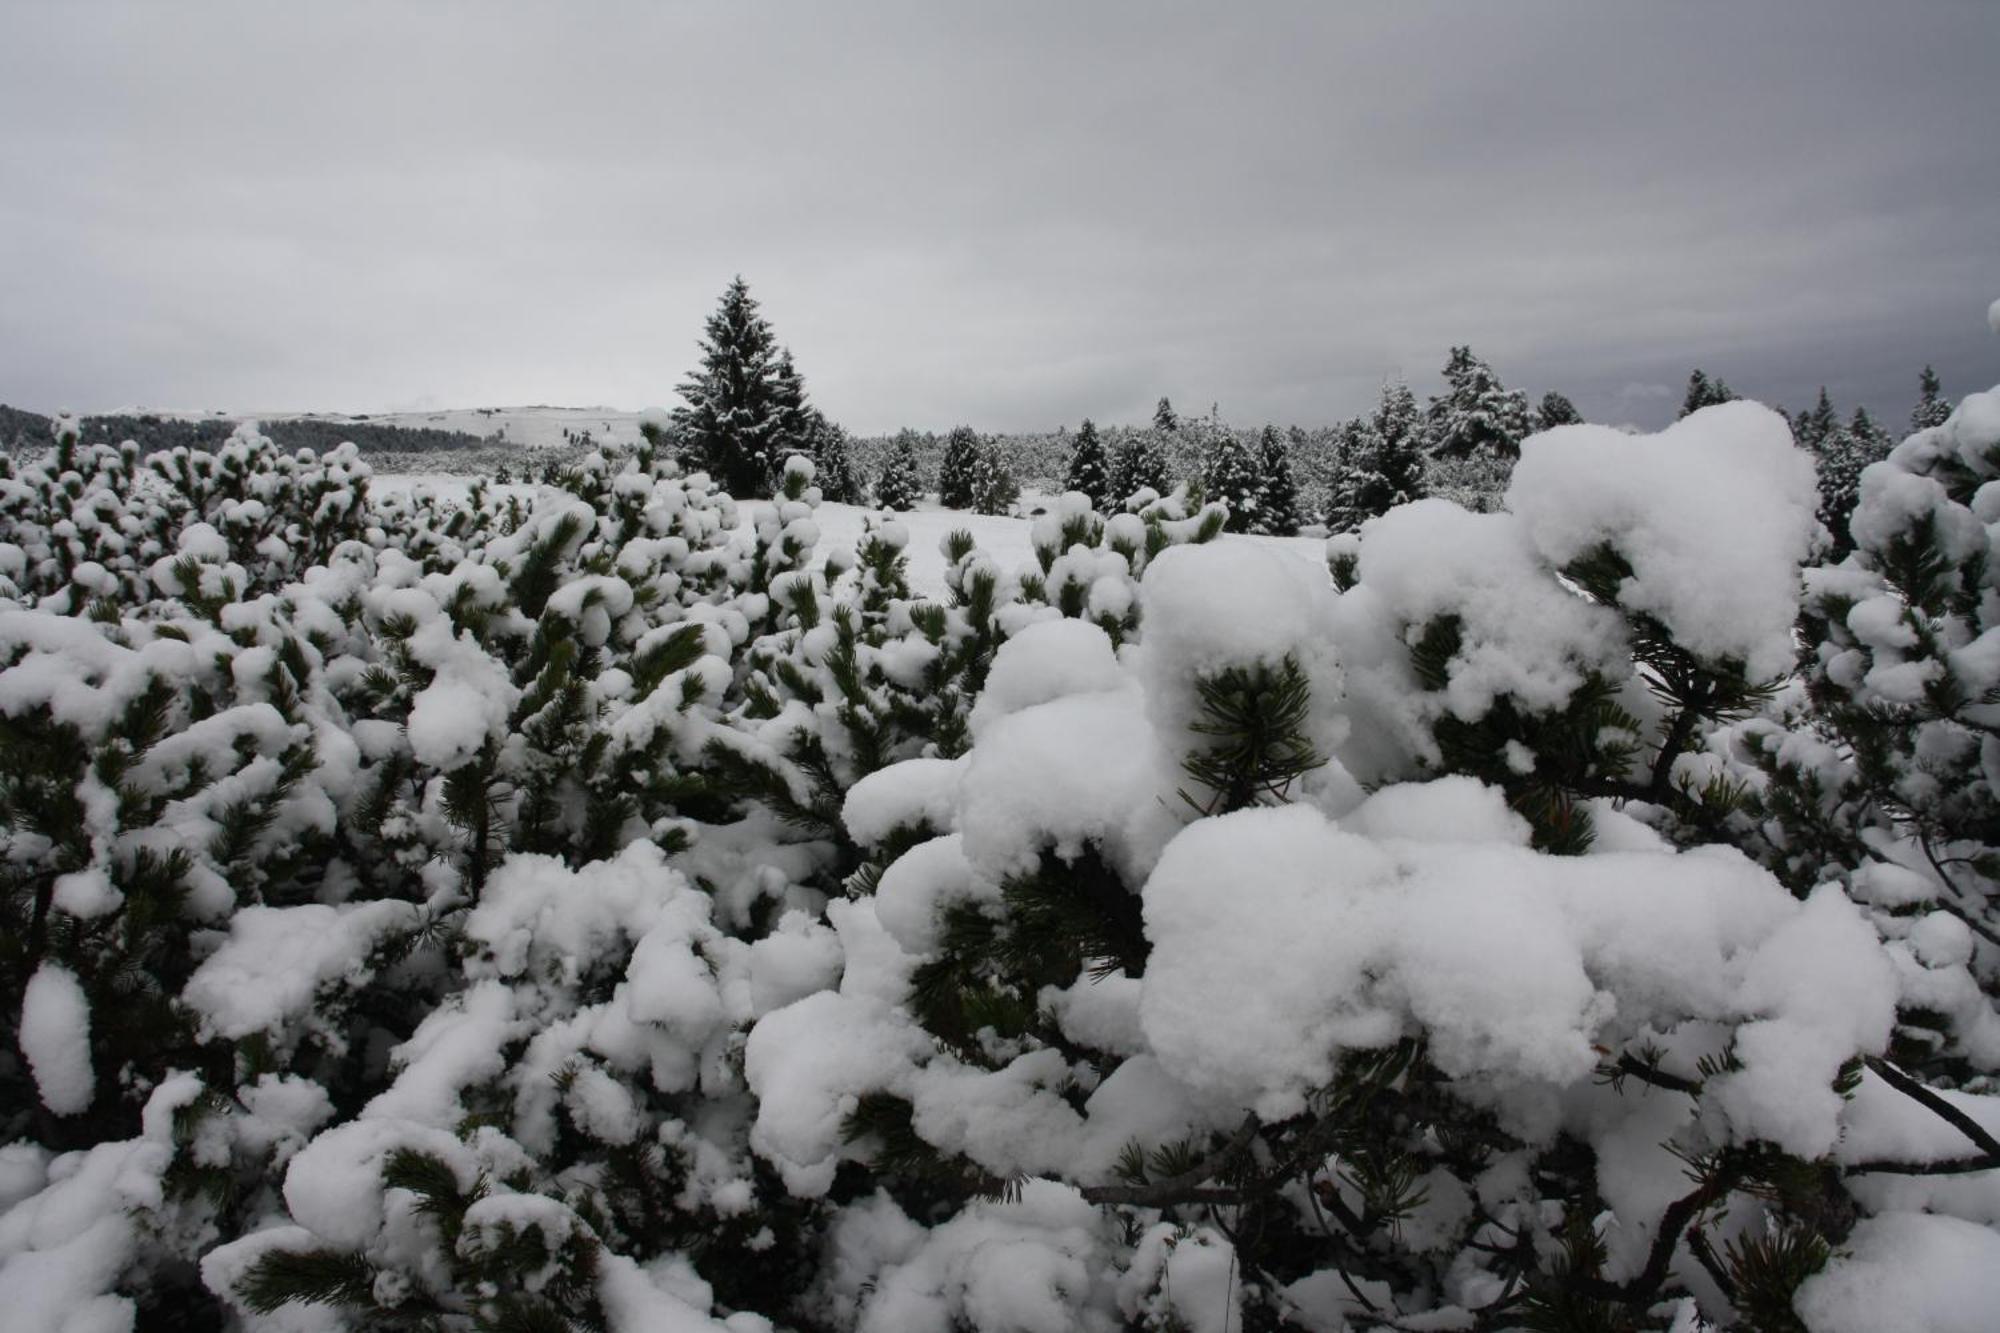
1794,1211,2000,1333
969,618,1125,737
743,992,931,1198
1355,500,1627,720
1139,791,1896,1148
1135,541,1346,760
20,965,93,1116
1506,402,1819,681
818,1182,1121,1332
183,901,421,1043
957,689,1178,881
842,757,966,847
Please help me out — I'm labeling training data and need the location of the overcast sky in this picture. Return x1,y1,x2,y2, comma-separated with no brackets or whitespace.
2,2,1994,434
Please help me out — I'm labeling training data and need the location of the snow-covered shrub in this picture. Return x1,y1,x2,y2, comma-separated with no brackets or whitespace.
768,401,2000,1331
5,378,2000,1332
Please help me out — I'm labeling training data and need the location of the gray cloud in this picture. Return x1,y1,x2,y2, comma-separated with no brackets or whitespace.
1,1,1994,433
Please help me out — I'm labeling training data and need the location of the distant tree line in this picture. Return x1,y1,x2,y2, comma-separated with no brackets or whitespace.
0,408,498,456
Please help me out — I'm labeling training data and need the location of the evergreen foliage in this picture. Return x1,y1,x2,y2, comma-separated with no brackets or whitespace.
1793,386,1840,453
936,425,984,510
1196,414,1263,532
6,332,2000,1333
965,437,1019,515
1423,345,1531,459
1912,364,1951,432
1350,381,1428,521
1254,424,1301,535
803,411,861,504
873,430,925,510
671,277,804,498
1062,418,1111,510
1105,430,1171,510
1679,368,1738,417
1535,390,1582,431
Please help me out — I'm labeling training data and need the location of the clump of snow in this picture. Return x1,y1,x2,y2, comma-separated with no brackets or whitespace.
956,689,1177,880
182,900,421,1044
1135,540,1346,760
1120,1224,1241,1333
743,992,930,1197
20,965,93,1116
1794,1211,2000,1333
968,618,1126,737
1354,499,1626,724
817,1181,1120,1332
1139,793,1896,1151
842,758,966,847
1506,402,1820,680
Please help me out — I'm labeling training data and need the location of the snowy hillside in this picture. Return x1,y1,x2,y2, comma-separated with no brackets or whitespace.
111,404,656,452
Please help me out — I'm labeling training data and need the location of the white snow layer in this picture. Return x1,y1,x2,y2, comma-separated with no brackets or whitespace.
1794,1211,2000,1333
20,965,94,1116
1506,402,1820,680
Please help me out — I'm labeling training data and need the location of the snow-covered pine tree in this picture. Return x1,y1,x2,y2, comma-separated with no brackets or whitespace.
1793,386,1840,454
1320,417,1370,533
1351,381,1427,521
1912,364,1952,432
1678,367,1737,418
1807,406,1894,554
804,410,862,503
768,346,812,461
672,276,789,498
1255,424,1301,535
1106,430,1171,511
937,425,984,511
1197,416,1261,532
967,437,1019,515
1152,395,1178,433
1063,418,1111,511
1422,344,1530,459
1534,389,1581,430
875,431,925,510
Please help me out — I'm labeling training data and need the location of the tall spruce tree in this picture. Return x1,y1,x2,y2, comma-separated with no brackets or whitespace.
1255,425,1301,535
673,277,791,498
1912,365,1951,432
1677,368,1737,418
1423,345,1530,459
1354,381,1427,521
937,425,984,510
1322,417,1371,533
1153,396,1179,433
1064,418,1112,510
1199,418,1262,533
